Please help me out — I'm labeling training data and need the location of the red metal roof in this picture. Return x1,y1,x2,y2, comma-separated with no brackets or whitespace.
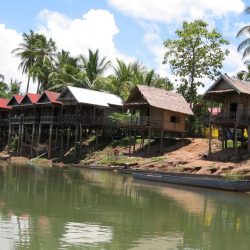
44,90,61,104
24,93,41,104
14,94,24,104
0,98,11,110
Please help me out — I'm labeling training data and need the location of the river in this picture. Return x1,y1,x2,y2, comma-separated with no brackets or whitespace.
0,161,249,249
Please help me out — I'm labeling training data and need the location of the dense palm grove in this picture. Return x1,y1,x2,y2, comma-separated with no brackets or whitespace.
0,30,173,100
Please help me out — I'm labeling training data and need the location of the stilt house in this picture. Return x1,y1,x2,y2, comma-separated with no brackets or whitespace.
203,74,250,153
57,86,123,127
0,98,10,127
124,85,193,133
0,98,11,147
7,94,23,124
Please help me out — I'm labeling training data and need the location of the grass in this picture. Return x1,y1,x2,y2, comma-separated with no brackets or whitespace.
222,172,244,181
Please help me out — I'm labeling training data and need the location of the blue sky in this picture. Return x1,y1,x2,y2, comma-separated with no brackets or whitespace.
0,0,250,93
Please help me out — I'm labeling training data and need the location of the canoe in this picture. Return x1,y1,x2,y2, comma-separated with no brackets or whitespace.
132,173,250,192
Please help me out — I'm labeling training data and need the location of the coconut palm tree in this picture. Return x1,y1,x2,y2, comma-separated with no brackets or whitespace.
48,50,86,91
237,7,250,59
237,64,250,81
79,49,110,89
31,34,56,93
12,30,39,93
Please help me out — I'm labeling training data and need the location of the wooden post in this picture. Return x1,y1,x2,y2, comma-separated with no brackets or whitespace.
79,124,82,154
60,127,64,160
20,124,24,156
73,125,79,158
7,124,12,152
38,124,42,144
160,129,164,154
66,126,71,151
48,123,53,159
208,100,213,156
128,129,132,155
142,130,145,149
95,130,99,149
30,124,35,158
133,131,136,153
248,125,250,153
221,126,225,150
55,127,58,146
17,125,21,156
147,128,151,155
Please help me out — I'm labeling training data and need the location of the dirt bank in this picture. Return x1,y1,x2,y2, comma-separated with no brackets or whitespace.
1,138,250,177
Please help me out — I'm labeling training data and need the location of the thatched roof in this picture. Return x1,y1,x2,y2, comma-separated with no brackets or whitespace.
125,85,193,115
203,74,250,99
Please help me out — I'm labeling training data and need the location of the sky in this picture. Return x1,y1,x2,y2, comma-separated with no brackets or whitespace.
0,0,250,93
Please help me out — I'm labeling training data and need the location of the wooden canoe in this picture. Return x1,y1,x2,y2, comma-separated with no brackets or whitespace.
132,173,250,192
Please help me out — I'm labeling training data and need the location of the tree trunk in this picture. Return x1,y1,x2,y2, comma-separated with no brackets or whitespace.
26,76,30,93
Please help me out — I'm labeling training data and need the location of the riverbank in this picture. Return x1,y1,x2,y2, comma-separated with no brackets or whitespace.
1,137,250,177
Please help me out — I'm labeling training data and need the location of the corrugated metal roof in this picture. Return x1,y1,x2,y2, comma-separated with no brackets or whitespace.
67,86,123,107
14,94,24,104
126,85,193,115
0,98,11,110
44,90,61,103
20,93,41,104
37,90,61,104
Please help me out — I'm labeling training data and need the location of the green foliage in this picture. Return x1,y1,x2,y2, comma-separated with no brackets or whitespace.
163,20,229,106
79,49,110,89
0,74,21,98
108,112,134,125
237,7,250,60
223,173,244,181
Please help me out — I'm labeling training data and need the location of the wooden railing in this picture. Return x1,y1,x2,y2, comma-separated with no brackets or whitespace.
203,112,250,125
116,116,163,128
40,115,61,124
0,119,9,126
22,115,39,124
7,115,163,128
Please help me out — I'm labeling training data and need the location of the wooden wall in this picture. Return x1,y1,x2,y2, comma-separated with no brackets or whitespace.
151,107,186,132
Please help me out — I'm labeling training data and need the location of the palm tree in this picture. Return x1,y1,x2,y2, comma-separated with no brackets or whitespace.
31,34,56,93
48,50,86,91
79,49,110,88
237,7,250,59
12,30,38,93
237,64,250,81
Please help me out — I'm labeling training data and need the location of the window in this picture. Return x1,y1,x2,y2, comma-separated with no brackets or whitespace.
170,116,181,123
230,103,237,112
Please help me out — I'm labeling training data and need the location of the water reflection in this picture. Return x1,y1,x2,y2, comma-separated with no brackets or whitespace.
0,163,249,249
60,222,112,248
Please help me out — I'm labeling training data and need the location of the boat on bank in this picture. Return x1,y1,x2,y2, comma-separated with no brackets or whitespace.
133,173,250,192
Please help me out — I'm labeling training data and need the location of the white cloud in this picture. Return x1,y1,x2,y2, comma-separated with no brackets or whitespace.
223,44,246,76
0,24,29,93
108,0,245,23
37,9,133,65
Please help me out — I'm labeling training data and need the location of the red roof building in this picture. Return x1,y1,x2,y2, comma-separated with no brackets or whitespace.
0,98,11,110
7,94,24,106
37,90,61,104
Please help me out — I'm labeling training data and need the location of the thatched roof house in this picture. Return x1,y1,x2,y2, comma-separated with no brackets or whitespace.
125,85,193,132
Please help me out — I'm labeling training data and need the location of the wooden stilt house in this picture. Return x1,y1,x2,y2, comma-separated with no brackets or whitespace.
7,93,40,156
124,85,193,132
34,91,61,158
57,86,123,127
203,74,250,153
0,98,11,147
